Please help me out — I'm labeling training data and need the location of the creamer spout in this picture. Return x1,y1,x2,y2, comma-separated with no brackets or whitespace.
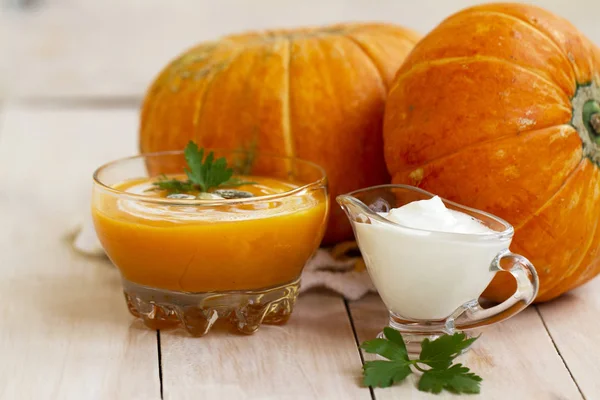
335,194,352,208
336,194,374,224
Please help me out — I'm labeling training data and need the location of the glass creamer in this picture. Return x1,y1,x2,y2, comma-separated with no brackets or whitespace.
338,184,538,353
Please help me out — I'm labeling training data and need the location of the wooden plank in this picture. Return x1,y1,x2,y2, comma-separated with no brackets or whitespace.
160,292,370,400
3,0,599,99
348,294,583,400
537,276,600,399
0,106,160,399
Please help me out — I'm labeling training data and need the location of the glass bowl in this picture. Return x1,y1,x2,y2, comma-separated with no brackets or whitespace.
92,149,328,336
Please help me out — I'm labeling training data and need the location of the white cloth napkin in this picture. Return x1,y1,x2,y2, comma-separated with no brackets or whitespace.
73,213,375,301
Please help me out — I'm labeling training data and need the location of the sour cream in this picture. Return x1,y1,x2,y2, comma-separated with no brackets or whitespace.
354,196,511,320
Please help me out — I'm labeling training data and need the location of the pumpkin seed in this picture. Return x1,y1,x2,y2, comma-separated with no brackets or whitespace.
213,189,254,199
166,194,196,200
196,192,225,200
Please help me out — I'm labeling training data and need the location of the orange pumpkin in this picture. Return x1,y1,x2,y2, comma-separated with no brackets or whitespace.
383,3,600,302
139,23,420,244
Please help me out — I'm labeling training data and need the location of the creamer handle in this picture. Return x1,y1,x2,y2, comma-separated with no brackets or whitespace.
453,249,539,330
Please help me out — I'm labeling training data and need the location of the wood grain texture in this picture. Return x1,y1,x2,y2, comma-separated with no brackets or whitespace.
160,292,369,400
537,276,600,399
0,107,160,400
0,104,597,398
348,295,583,400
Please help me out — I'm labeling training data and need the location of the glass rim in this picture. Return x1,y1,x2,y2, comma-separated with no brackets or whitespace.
92,149,328,206
339,184,514,239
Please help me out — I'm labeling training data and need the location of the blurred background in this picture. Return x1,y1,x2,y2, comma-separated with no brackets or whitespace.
1,0,599,105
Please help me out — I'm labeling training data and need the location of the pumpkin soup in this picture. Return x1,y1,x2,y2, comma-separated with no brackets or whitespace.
92,175,328,292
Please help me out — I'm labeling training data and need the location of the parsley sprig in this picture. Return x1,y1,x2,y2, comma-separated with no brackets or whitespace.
149,141,254,195
361,328,482,394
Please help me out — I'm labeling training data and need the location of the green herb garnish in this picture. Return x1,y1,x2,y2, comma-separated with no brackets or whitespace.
361,328,482,394
149,141,255,195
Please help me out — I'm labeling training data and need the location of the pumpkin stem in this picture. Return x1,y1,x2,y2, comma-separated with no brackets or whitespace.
571,84,600,165
582,100,600,139
592,113,600,135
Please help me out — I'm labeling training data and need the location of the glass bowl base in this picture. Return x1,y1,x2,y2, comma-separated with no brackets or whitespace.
377,313,476,355
122,278,300,336
376,330,474,355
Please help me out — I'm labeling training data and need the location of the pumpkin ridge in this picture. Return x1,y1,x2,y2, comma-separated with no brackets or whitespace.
512,156,585,232
141,42,234,151
281,37,294,160
571,259,600,289
143,83,180,151
472,10,577,84
186,48,233,125
505,158,588,302
389,55,569,106
449,9,577,92
543,167,600,298
141,71,181,151
140,59,183,149
339,34,388,91
469,7,579,82
392,124,576,178
528,159,599,302
343,30,420,88
191,46,252,145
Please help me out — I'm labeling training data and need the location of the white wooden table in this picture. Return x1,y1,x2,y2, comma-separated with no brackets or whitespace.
1,1,600,399
2,89,599,400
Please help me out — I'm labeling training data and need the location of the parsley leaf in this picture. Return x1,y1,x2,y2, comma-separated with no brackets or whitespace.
360,328,409,361
184,141,233,193
150,175,194,194
418,364,482,394
148,141,255,195
363,360,412,388
360,331,482,395
382,327,409,355
419,333,477,369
